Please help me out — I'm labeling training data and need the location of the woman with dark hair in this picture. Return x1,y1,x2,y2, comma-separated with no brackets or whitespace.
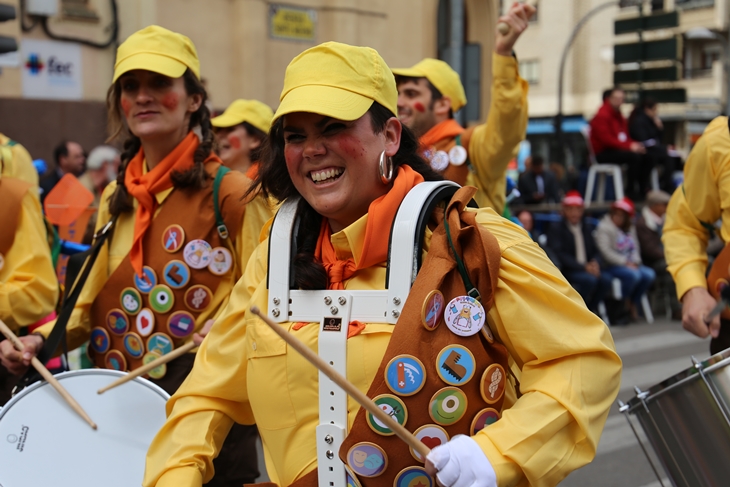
145,42,620,487
629,98,678,192
0,25,262,486
212,99,273,177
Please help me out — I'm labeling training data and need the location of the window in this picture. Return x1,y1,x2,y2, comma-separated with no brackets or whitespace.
519,59,540,85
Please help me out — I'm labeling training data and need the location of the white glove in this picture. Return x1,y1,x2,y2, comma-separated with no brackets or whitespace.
426,435,497,487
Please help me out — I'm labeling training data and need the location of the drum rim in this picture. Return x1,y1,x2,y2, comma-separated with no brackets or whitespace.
626,347,730,412
0,369,169,418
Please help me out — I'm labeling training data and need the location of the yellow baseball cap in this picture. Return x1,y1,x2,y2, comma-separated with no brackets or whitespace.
273,41,398,122
113,25,200,82
211,99,274,133
392,58,467,112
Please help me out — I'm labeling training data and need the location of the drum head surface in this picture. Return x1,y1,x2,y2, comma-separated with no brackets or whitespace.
0,370,169,487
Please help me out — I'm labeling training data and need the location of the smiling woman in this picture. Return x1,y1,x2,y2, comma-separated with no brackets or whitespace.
0,25,270,487
145,41,622,487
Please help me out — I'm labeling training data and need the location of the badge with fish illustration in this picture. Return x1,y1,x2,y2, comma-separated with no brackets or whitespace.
443,295,485,337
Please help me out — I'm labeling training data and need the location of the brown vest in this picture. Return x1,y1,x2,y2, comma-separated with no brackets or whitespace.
289,187,508,487
88,164,248,372
708,242,730,319
0,177,32,256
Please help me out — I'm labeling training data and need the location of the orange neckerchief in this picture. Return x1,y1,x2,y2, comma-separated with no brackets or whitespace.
314,164,425,290
125,131,219,277
419,119,465,150
245,162,259,180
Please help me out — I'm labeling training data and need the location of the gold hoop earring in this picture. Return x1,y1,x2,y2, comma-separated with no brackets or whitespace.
379,151,394,184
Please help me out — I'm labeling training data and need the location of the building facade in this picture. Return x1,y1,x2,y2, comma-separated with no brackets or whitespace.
0,0,500,165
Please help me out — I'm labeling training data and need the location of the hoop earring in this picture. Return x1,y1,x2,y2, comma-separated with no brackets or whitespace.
379,151,394,184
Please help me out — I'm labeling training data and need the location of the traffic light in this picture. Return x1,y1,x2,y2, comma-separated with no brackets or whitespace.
0,3,18,55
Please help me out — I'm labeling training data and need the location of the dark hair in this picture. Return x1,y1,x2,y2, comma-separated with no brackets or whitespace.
395,75,454,119
532,155,545,167
602,87,623,102
106,69,213,216
53,141,70,166
628,97,658,128
247,101,442,290
242,121,267,162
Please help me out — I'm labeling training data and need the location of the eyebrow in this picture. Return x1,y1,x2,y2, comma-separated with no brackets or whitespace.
283,116,333,133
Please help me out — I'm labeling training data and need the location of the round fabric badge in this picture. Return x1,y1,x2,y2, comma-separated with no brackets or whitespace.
208,247,233,276
163,260,191,289
122,332,145,359
147,332,174,356
411,425,450,463
167,311,196,339
142,351,167,380
394,466,434,487
104,349,127,371
184,284,212,312
90,327,110,354
366,394,408,436
443,295,485,337
345,465,362,487
448,145,468,166
183,239,212,269
120,287,142,315
421,290,444,331
481,364,506,404
384,355,427,396
133,266,157,294
429,150,450,172
436,344,476,386
715,278,729,296
105,308,129,335
429,386,468,426
346,442,387,478
149,284,175,314
162,224,185,253
470,408,500,436
481,324,495,344
136,308,155,337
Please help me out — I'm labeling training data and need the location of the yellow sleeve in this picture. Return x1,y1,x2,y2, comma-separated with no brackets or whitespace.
1,136,39,189
237,194,276,275
0,190,58,331
467,53,529,212
472,210,622,486
34,183,116,349
663,116,730,299
144,239,269,487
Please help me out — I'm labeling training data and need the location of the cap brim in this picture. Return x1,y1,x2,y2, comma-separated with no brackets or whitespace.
113,53,188,82
211,113,244,128
273,85,374,123
391,67,427,79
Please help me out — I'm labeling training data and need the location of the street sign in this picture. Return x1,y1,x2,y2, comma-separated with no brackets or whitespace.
615,11,679,35
269,4,316,42
614,65,681,84
625,88,687,104
614,36,682,64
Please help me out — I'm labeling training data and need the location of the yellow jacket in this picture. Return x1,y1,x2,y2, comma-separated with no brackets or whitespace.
663,116,730,299
0,184,58,331
467,54,528,212
35,179,274,349
144,207,621,487
0,133,39,189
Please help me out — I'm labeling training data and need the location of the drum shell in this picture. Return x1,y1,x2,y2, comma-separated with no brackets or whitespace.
0,369,169,487
627,350,730,487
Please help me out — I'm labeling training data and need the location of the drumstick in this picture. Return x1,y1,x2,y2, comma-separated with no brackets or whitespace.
0,320,97,430
497,0,537,35
97,341,196,394
250,307,431,459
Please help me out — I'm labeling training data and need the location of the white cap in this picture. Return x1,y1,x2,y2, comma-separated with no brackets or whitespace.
87,145,120,170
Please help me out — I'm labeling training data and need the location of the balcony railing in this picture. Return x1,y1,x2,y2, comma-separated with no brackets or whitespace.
675,0,715,10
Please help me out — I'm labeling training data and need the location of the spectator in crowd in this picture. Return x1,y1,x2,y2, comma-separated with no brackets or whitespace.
628,99,679,192
39,140,86,202
590,88,651,200
596,197,656,321
516,209,534,235
212,99,273,176
636,189,681,320
518,155,560,204
547,191,611,314
79,145,120,244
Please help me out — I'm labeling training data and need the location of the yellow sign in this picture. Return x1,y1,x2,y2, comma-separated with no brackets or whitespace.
270,5,316,41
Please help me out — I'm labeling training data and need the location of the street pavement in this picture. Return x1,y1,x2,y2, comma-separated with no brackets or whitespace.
253,317,710,485
560,317,710,487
